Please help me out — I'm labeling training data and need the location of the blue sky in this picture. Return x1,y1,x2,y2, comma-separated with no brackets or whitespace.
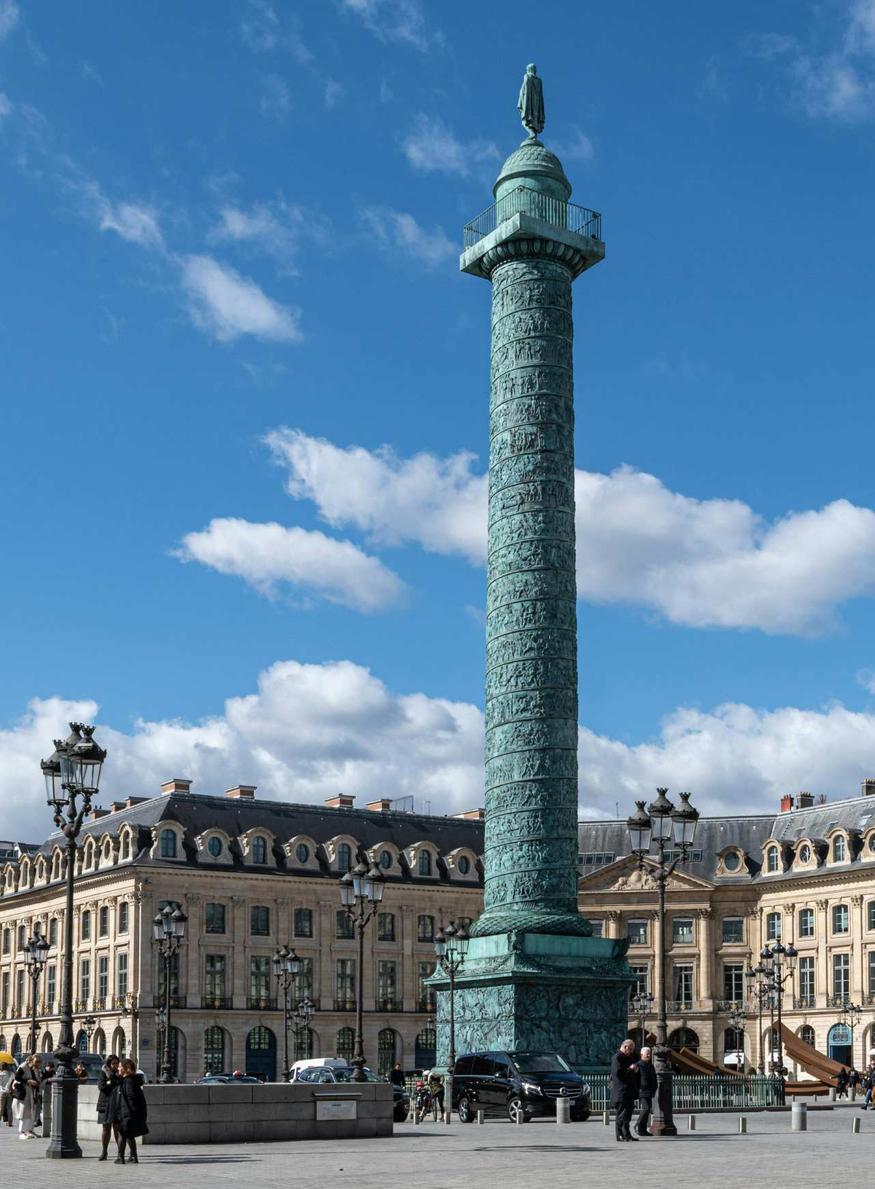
3,0,875,841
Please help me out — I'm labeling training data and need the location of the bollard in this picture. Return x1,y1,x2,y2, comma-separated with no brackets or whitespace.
556,1098,571,1125
602,1110,611,1126
516,1108,524,1125
413,1108,420,1125
739,1117,747,1134
445,1109,452,1125
688,1115,696,1131
831,1088,837,1102
852,1117,861,1134
791,1102,807,1132
476,1109,485,1125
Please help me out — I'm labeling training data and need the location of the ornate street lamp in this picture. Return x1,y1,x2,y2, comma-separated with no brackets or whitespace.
434,920,469,1122
727,1002,747,1072
272,944,302,1081
152,904,187,1083
40,722,106,1159
838,999,863,1069
626,789,699,1137
293,996,316,1062
25,931,51,1055
81,1014,98,1050
631,989,654,1047
745,964,769,1073
339,861,385,1081
756,940,797,1102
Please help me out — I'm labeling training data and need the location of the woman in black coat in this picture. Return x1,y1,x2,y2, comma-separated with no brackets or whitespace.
110,1058,149,1164
96,1055,121,1161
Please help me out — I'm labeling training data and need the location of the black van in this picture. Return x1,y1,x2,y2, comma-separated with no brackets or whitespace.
451,1050,591,1123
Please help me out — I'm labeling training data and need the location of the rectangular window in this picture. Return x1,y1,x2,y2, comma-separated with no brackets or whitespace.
204,954,226,1000
294,956,314,1002
46,964,56,1009
723,963,745,1003
118,903,129,934
833,952,850,999
417,915,434,942
16,970,24,1013
766,912,782,941
205,903,226,934
722,917,744,944
630,965,649,997
80,957,91,1000
672,918,694,945
868,952,875,997
49,919,58,946
294,907,313,938
2,971,10,1015
832,904,849,935
336,910,354,940
81,913,91,942
798,908,815,938
627,920,648,946
335,958,355,1008
249,956,271,1004
578,852,616,868
98,955,108,999
117,953,128,999
377,960,398,1009
589,919,604,938
2,927,9,954
418,961,436,1012
17,924,25,949
673,965,694,1007
799,956,815,1003
250,905,270,936
377,912,395,942
99,906,109,937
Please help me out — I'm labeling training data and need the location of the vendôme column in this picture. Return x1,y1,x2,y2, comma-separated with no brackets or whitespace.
433,66,632,1066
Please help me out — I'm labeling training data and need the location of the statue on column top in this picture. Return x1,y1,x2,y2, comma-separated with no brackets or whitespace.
518,63,545,138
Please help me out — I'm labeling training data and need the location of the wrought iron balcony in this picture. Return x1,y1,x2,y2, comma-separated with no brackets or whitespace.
201,995,231,1010
463,185,602,250
247,996,277,1010
377,998,402,1013
793,995,816,1009
74,998,89,1012
334,997,356,1011
417,997,435,1013
93,996,107,1010
667,1000,695,1013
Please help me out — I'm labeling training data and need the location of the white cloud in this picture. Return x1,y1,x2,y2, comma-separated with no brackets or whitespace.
4,670,875,844
359,205,455,267
259,74,291,120
857,669,875,694
401,115,499,176
176,517,406,612
0,0,19,40
0,92,11,120
240,0,312,62
324,78,345,109
180,254,302,343
340,0,439,52
208,201,330,271
72,178,165,250
0,662,483,842
266,429,875,635
552,127,595,163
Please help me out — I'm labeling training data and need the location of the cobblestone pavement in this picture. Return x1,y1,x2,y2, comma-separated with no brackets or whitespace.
1,1109,870,1189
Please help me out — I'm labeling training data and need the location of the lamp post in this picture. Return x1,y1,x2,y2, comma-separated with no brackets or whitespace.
41,721,106,1159
152,904,187,1083
838,999,863,1070
727,1002,746,1073
745,965,769,1074
626,788,700,1137
757,941,797,1104
25,931,50,1055
339,861,385,1080
434,920,469,1121
154,1006,166,1070
272,944,302,1081
293,996,315,1063
631,990,654,1048
81,1014,98,1051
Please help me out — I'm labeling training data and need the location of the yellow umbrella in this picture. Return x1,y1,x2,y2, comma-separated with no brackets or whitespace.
0,1051,14,1064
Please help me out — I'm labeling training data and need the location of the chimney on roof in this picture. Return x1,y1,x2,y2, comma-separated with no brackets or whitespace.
226,785,256,800
90,807,109,821
780,794,794,813
453,808,485,821
110,802,127,813
797,791,815,809
125,797,147,809
325,794,355,809
366,798,393,812
862,779,875,798
160,779,192,796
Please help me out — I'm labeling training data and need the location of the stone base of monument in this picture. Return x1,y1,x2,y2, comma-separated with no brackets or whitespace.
434,932,631,1066
72,1082,394,1144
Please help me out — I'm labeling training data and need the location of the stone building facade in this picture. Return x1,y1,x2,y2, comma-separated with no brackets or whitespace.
0,781,483,1080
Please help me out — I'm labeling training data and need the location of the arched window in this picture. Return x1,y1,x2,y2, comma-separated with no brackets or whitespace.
337,843,352,872
458,855,471,875
120,832,131,860
245,1026,276,1081
415,1023,436,1069
11,1034,21,1059
203,1026,225,1075
379,849,393,869
336,1027,355,1064
418,849,432,877
76,1030,88,1054
112,1026,127,1060
294,1027,315,1061
207,836,223,858
723,1027,744,1066
833,835,847,863
668,1027,699,1053
160,829,177,859
295,842,309,865
252,836,268,865
828,1023,852,1066
766,846,779,873
377,1027,398,1075
799,1025,815,1047
41,1031,53,1053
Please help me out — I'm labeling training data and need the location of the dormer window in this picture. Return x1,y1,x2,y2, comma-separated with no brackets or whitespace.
295,843,309,864
799,844,811,863
723,851,741,873
833,835,846,863
378,849,393,870
252,836,268,865
337,842,353,872
418,850,432,877
160,829,177,859
458,855,471,875
207,836,223,859
766,846,779,873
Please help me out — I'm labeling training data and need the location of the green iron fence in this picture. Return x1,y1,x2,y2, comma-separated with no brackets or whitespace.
585,1072,785,1112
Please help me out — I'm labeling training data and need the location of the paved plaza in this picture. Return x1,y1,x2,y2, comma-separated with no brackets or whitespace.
1,1108,871,1188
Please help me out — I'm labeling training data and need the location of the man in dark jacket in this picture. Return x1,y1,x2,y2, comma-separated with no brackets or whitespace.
610,1039,639,1142
635,1046,657,1136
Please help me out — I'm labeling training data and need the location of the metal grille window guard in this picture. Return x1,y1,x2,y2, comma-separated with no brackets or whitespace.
377,998,402,1012
334,998,356,1011
794,995,816,1009
667,1000,695,1012
201,995,231,1010
463,185,602,249
247,996,277,1010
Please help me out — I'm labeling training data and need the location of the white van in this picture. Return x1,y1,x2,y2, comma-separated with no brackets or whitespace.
288,1057,349,1081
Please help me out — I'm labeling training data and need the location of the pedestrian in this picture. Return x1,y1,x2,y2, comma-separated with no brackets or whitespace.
849,1067,859,1094
73,1059,88,1082
836,1067,848,1099
97,1054,121,1161
0,1061,13,1127
610,1039,639,1142
635,1046,657,1136
11,1054,41,1139
110,1057,148,1164
388,1062,405,1088
427,1068,445,1120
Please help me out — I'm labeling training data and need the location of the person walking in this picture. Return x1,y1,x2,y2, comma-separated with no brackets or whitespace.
836,1067,848,1099
635,1046,657,1136
97,1054,121,1161
0,1061,13,1127
388,1062,405,1089
610,1039,639,1142
110,1058,149,1164
11,1055,41,1139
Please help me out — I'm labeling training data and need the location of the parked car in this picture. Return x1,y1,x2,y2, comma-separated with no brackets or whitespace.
295,1063,410,1122
194,1073,262,1084
289,1057,348,1080
451,1050,591,1123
